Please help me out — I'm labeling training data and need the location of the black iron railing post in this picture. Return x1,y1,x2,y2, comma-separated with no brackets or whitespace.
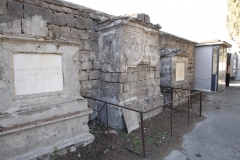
200,92,202,117
170,102,173,139
188,96,190,126
106,103,109,131
140,113,146,158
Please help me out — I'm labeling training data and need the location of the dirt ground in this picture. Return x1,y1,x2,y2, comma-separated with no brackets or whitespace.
50,92,206,160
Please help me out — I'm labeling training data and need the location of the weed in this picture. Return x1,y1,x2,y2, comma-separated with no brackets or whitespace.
53,147,60,156
146,136,154,145
133,139,142,151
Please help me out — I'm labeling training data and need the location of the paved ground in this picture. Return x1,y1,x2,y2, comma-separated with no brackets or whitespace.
164,81,240,160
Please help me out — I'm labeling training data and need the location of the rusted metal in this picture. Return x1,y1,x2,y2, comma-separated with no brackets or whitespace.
140,113,146,158
83,90,202,158
188,96,190,126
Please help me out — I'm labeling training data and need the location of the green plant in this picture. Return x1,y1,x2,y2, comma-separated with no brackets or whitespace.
53,147,60,156
146,136,154,145
133,139,142,151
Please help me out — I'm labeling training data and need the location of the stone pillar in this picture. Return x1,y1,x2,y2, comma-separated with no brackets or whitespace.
97,15,163,132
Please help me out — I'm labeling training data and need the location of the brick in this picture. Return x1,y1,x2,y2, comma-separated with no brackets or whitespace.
127,72,133,82
131,82,137,89
53,12,67,26
101,63,108,72
90,51,98,61
76,16,93,30
66,14,75,27
8,1,23,19
79,71,88,80
89,70,100,80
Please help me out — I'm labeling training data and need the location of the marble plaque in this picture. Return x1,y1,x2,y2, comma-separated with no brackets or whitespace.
176,63,185,81
13,53,63,95
122,109,139,133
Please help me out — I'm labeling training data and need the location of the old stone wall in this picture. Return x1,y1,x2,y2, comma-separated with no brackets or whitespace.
0,0,113,159
159,31,196,104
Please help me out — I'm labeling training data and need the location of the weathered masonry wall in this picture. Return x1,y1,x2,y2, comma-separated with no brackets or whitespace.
0,0,112,159
0,0,197,158
159,32,196,104
96,16,163,132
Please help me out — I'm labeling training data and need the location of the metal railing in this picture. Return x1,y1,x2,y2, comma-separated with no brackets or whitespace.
83,90,202,158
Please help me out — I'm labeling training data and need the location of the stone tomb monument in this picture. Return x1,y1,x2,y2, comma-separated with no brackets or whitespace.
97,15,163,133
0,17,94,159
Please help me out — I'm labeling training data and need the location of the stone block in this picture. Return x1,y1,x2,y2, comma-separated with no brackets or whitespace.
0,0,7,15
128,72,133,82
79,51,93,70
89,30,99,41
84,40,98,51
155,71,160,78
61,7,72,14
142,65,148,72
48,25,61,39
92,79,100,89
89,70,100,80
81,80,92,90
137,13,144,22
90,51,98,61
24,3,39,18
138,72,145,81
104,73,112,82
111,73,119,82
136,81,142,88
101,63,108,72
78,30,90,40
149,71,154,79
66,14,75,27
53,12,67,26
70,28,79,39
22,16,48,36
93,61,101,70
119,73,128,83
133,72,138,81
123,83,130,92
76,16,93,30
38,8,53,24
49,4,61,12
79,71,88,80
136,65,143,72
60,26,71,39
144,71,149,80
131,82,137,89
144,14,150,24
8,1,23,19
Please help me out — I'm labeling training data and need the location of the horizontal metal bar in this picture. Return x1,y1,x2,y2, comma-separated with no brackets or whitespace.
83,96,141,113
83,91,202,114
